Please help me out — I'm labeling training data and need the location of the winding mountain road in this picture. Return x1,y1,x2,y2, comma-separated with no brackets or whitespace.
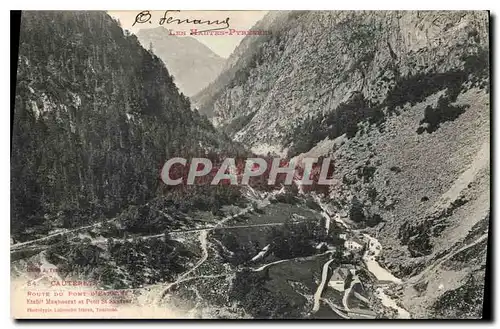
154,188,282,304
155,230,209,304
312,258,335,313
410,233,488,283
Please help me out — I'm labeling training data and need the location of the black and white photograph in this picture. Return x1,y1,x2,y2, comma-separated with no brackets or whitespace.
9,10,491,319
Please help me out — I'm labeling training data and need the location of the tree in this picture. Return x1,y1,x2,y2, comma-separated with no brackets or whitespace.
349,196,366,223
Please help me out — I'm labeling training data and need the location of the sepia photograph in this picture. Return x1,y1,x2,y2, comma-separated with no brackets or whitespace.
10,9,491,320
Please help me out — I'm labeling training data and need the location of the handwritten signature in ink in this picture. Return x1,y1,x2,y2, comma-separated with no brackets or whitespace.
133,10,230,33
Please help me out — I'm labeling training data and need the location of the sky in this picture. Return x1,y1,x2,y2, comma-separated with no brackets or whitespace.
108,11,268,58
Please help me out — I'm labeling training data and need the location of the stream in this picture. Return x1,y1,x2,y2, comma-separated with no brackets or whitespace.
314,196,411,319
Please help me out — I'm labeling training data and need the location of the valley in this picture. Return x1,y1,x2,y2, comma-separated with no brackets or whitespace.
11,185,413,319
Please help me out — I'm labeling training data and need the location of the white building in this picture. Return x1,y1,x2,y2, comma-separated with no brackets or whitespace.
344,238,364,252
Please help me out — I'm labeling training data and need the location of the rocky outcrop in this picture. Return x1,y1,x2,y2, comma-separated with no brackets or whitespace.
195,11,488,156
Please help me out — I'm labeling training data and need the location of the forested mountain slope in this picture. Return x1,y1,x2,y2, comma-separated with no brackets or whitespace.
11,11,241,242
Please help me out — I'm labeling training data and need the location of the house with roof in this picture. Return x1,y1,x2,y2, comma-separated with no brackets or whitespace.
328,264,356,292
344,237,364,252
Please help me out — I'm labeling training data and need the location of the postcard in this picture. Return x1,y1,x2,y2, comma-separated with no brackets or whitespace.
11,10,490,319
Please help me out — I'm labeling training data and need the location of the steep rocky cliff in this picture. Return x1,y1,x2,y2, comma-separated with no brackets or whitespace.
136,27,225,97
194,11,490,318
11,11,240,242
192,10,289,117
195,11,488,155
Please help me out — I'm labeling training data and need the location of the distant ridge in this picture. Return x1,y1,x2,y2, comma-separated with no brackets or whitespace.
136,27,226,97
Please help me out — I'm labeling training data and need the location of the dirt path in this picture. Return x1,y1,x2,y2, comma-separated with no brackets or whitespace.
312,258,335,313
252,259,290,272
409,233,488,284
11,187,285,255
342,275,359,311
10,220,114,250
106,222,288,244
156,230,209,303
252,250,334,272
154,189,283,304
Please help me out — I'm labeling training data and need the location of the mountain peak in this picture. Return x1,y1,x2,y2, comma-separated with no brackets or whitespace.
136,28,225,96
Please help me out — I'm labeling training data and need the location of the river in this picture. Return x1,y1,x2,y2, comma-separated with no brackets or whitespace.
314,196,410,318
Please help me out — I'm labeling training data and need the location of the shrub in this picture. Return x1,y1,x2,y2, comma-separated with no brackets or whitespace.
366,213,382,227
367,186,378,202
417,96,468,134
275,192,299,205
357,165,377,183
305,198,322,211
349,196,366,223
389,166,402,173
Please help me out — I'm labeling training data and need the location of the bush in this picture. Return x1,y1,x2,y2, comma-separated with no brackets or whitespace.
417,96,468,134
357,165,377,183
270,220,321,259
366,213,382,227
349,196,366,223
275,193,299,205
223,111,256,136
284,93,383,157
305,198,322,211
367,187,378,202
389,166,402,173
229,270,299,318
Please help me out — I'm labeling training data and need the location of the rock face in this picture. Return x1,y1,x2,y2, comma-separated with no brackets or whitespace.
136,27,225,97
194,11,490,318
192,11,289,117
194,11,488,155
322,87,489,319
